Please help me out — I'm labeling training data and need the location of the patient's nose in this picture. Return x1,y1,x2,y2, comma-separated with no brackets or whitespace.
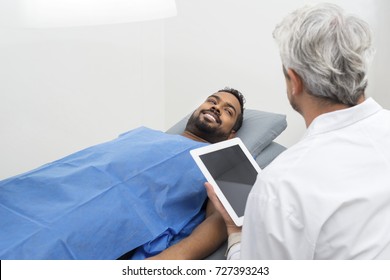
211,106,221,115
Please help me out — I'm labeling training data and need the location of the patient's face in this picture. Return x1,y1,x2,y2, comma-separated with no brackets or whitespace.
185,91,241,143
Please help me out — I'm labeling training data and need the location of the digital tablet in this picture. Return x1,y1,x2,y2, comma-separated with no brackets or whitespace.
190,138,261,226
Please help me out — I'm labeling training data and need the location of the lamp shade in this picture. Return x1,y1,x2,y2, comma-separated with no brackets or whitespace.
6,0,177,28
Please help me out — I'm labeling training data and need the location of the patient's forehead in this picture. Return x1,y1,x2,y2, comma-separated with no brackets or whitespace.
211,91,242,114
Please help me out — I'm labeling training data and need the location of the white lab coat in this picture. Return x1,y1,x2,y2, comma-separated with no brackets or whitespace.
239,98,390,259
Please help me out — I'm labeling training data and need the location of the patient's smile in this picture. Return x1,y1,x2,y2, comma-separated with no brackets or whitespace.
203,111,220,124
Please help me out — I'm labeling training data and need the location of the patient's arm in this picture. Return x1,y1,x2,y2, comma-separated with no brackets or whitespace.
147,199,227,260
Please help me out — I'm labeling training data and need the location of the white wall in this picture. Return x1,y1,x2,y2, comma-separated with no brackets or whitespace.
164,0,388,146
0,22,166,179
369,0,390,109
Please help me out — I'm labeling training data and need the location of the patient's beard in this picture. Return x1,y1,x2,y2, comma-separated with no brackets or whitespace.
185,113,230,143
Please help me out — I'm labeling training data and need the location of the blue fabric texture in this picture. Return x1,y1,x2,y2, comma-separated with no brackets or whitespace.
0,127,208,259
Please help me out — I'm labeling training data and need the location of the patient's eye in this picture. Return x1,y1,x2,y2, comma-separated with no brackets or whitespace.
207,98,217,105
225,108,234,116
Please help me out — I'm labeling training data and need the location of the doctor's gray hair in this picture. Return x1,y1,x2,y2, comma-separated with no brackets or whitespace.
273,3,374,106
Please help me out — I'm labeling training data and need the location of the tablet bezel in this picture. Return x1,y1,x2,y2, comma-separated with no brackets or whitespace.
190,137,261,226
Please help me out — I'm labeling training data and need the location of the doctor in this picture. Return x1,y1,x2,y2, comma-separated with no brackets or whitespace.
206,3,390,259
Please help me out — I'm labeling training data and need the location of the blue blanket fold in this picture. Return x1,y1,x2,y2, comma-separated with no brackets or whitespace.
0,127,207,259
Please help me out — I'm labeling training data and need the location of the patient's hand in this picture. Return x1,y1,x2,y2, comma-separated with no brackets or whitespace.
204,182,242,235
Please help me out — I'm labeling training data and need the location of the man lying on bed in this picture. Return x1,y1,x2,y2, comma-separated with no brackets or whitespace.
0,87,245,260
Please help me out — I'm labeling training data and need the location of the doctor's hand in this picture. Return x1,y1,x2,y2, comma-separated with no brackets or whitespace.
204,182,242,235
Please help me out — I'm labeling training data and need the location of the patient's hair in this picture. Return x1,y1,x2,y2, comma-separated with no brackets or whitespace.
218,87,245,132
273,3,374,106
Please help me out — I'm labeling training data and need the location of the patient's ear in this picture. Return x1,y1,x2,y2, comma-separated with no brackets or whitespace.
227,130,237,139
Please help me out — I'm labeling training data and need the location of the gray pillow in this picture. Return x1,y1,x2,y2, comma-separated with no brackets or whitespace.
255,141,286,169
166,109,287,157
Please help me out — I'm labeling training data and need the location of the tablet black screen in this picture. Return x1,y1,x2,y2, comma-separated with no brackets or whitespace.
199,144,258,216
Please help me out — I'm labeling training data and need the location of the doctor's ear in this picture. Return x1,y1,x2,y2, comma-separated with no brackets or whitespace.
287,68,303,95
